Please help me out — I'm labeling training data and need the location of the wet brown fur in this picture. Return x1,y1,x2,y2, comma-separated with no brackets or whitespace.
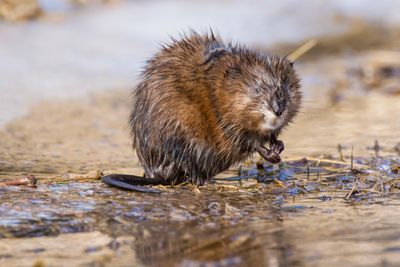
130,31,301,185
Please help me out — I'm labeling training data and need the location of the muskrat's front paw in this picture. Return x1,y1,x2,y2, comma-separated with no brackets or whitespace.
265,151,281,164
257,145,281,164
270,140,284,154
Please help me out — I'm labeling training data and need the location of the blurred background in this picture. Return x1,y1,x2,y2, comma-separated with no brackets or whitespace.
0,0,398,121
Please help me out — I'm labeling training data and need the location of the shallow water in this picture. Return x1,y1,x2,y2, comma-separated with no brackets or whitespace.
2,168,400,267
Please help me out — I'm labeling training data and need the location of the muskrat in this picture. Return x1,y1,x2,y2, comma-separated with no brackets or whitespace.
102,31,301,192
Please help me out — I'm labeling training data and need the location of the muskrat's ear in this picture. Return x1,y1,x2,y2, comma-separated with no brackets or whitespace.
202,45,229,65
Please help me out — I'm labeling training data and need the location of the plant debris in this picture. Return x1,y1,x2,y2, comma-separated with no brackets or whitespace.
0,175,37,187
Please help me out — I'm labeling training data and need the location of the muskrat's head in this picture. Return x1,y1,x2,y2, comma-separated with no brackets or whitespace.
220,53,302,136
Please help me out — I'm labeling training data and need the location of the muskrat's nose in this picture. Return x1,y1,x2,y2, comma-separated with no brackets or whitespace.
273,107,284,117
272,101,284,117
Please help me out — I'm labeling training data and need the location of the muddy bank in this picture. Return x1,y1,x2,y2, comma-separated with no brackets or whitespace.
269,21,400,60
0,89,135,176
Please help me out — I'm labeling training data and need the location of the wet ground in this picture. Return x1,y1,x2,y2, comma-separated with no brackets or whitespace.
1,1,400,267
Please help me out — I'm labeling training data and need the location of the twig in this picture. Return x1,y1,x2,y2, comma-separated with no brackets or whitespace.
351,145,354,171
373,140,381,158
315,155,322,167
338,144,345,162
274,179,285,187
0,175,37,187
213,175,255,181
283,156,365,168
287,39,317,61
345,176,358,199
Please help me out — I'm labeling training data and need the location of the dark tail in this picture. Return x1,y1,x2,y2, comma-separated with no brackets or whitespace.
101,174,170,194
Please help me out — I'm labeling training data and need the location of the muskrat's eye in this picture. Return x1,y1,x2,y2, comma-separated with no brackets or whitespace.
256,87,261,93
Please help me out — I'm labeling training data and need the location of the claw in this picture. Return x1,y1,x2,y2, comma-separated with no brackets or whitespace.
271,140,284,154
256,145,281,164
269,134,285,154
